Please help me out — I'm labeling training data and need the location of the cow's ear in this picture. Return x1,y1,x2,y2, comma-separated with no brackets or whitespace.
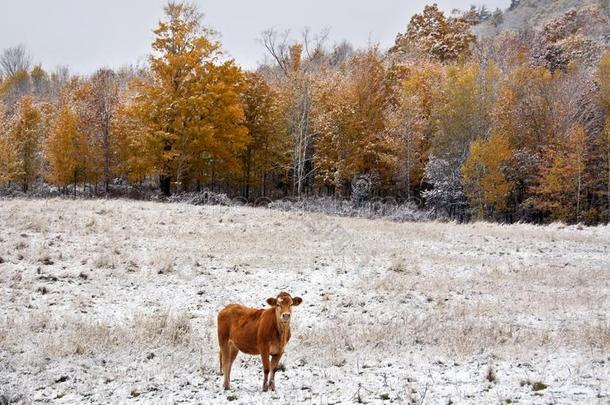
266,297,277,306
292,297,303,306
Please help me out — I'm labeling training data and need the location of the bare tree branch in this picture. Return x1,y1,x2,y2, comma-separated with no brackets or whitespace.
260,28,291,76
0,45,32,77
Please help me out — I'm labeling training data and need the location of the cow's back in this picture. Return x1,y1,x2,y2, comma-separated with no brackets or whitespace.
218,304,266,355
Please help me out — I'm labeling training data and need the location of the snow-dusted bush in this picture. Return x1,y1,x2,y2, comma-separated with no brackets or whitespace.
0,183,62,199
350,174,376,207
422,156,467,220
0,181,162,201
166,190,232,206
268,196,433,222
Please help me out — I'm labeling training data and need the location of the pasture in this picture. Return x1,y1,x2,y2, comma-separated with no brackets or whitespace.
0,199,609,403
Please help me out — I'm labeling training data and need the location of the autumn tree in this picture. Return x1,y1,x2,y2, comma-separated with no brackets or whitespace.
46,84,97,192
30,65,50,98
392,4,476,63
0,69,31,107
489,66,555,219
113,87,151,184
432,63,497,162
7,96,43,192
534,126,589,222
601,124,610,221
424,62,499,217
312,47,399,196
462,132,514,218
385,62,441,200
599,53,610,114
262,32,310,196
108,67,151,184
533,7,609,71
46,105,80,189
0,102,18,184
262,28,329,196
0,136,14,184
489,63,599,220
77,69,120,192
240,72,285,199
596,53,610,219
125,1,247,195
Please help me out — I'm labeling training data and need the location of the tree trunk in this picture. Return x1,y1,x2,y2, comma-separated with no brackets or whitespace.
104,126,110,194
576,170,581,223
160,175,172,196
244,147,252,200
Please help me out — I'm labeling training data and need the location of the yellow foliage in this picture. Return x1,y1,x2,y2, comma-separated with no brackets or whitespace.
0,136,15,183
7,96,43,191
597,52,610,114
492,65,555,150
0,103,18,183
240,72,286,197
431,62,499,163
47,106,78,187
534,126,588,222
462,131,514,216
395,4,476,63
312,48,399,193
124,1,248,193
46,103,94,188
386,62,443,197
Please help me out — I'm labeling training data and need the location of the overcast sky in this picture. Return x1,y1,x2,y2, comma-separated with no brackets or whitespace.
0,0,510,75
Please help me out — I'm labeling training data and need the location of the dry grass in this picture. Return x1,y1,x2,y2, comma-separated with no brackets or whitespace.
0,310,195,360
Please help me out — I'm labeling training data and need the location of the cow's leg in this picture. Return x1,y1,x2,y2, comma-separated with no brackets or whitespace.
269,352,283,391
217,319,229,378
220,342,232,390
260,348,271,392
228,344,239,377
218,350,223,374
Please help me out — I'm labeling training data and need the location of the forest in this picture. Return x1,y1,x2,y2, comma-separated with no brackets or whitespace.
1,1,610,224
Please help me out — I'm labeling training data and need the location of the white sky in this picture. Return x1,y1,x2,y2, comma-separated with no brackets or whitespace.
0,0,510,75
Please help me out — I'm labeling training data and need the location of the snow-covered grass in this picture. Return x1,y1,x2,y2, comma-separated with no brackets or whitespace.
0,199,608,404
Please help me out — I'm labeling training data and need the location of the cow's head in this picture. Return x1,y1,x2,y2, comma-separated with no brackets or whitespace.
266,292,303,324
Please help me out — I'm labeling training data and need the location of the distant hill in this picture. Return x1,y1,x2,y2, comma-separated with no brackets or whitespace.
477,0,609,34
476,0,610,67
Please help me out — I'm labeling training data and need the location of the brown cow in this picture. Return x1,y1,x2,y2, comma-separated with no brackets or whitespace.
217,291,303,391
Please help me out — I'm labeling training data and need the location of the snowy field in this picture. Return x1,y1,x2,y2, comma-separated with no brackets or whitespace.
0,199,609,404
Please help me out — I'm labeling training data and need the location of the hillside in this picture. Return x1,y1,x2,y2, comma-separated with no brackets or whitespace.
1,199,609,403
479,0,608,33
477,0,610,56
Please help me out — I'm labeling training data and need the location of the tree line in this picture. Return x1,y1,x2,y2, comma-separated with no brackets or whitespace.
1,2,610,224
